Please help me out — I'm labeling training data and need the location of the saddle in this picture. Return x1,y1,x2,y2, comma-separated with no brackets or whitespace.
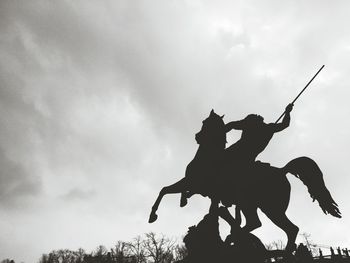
219,160,271,206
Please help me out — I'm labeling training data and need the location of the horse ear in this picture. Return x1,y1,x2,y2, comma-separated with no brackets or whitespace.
210,109,214,116
221,114,225,119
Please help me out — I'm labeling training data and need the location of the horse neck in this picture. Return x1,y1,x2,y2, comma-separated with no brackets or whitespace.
195,144,224,159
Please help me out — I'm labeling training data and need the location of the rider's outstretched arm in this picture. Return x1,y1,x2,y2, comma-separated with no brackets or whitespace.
225,119,245,132
271,103,293,132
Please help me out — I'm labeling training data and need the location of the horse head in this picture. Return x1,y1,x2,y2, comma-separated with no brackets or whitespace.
195,109,226,148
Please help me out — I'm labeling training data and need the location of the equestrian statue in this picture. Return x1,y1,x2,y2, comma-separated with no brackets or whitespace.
148,65,341,254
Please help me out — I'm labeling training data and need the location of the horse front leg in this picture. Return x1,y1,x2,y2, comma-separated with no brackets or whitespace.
149,178,188,223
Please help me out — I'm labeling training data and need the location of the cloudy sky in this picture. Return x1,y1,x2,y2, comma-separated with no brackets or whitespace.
1,0,350,261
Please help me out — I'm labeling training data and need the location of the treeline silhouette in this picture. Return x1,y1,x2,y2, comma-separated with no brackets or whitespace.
1,232,186,263
38,232,186,263
1,232,350,263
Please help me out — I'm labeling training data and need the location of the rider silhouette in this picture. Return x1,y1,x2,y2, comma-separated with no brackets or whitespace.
225,103,294,163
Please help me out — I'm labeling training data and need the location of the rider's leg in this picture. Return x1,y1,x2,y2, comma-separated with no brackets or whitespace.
149,178,187,223
241,206,262,232
209,198,219,214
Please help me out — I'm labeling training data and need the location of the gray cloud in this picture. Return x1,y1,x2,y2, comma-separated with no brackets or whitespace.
61,188,96,201
0,148,41,207
1,0,350,262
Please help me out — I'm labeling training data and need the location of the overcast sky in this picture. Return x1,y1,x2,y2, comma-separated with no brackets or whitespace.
1,0,350,262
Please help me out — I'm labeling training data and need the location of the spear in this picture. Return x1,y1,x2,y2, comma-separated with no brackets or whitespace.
275,65,325,123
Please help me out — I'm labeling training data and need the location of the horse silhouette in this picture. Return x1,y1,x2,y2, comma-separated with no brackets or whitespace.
149,110,341,252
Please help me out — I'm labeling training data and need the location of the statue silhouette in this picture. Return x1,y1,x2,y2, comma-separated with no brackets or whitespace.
179,104,292,211
181,204,223,263
180,205,286,263
149,108,341,253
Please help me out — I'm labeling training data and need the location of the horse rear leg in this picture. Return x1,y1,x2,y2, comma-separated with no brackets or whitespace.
149,178,187,223
265,212,299,253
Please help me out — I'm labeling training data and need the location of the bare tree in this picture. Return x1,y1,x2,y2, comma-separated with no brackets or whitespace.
143,232,175,263
266,240,285,250
74,248,86,263
93,245,108,262
47,251,60,263
56,249,76,263
173,244,187,262
38,254,49,263
110,241,131,262
128,236,147,263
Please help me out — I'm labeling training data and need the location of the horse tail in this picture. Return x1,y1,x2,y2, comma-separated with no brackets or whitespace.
283,156,341,218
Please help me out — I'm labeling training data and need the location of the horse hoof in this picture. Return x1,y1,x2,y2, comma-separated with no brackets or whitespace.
180,197,188,207
148,213,158,223
224,234,234,244
285,243,297,253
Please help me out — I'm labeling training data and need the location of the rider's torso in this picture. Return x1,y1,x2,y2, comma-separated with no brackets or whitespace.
237,124,274,161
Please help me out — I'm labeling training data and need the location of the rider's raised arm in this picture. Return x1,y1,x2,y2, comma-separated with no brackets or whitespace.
225,119,245,132
270,103,293,133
